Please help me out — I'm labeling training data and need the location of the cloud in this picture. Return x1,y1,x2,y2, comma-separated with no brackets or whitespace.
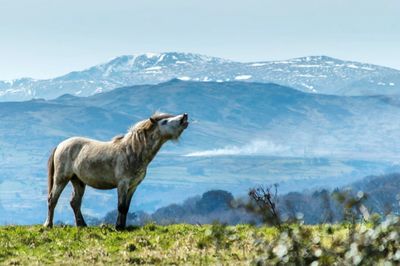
185,140,289,157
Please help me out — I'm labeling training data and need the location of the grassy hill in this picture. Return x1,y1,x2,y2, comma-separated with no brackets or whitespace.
2,80,400,224
1,221,400,265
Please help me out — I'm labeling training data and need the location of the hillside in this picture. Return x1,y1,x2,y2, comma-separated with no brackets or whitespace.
1,81,400,224
1,52,399,101
2,222,400,265
92,173,400,226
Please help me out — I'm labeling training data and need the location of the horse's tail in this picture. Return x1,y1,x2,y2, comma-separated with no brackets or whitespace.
47,147,57,198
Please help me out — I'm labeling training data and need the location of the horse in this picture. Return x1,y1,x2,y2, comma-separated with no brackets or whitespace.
43,113,189,229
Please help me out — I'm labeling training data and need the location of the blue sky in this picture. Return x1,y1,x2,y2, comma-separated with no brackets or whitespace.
0,0,399,80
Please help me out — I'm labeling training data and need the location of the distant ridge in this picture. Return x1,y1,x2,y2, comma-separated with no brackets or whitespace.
0,52,399,101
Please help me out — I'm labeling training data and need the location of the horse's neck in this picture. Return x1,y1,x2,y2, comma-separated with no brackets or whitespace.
141,138,163,165
129,131,164,166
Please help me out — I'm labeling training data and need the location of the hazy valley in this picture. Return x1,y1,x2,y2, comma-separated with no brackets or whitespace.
1,77,400,224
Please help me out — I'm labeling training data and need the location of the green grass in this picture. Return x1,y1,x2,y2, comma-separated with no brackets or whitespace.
0,222,399,265
0,224,267,265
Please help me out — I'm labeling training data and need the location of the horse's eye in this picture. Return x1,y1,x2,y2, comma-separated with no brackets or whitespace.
161,120,168,125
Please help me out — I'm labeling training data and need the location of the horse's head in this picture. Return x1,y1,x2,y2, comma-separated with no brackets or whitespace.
150,113,189,140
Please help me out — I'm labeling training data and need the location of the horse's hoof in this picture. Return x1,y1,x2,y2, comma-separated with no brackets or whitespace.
115,224,125,231
43,222,53,228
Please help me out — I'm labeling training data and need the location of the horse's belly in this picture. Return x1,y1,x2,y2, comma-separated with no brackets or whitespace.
75,164,118,189
87,181,116,190
74,159,118,189
79,175,117,190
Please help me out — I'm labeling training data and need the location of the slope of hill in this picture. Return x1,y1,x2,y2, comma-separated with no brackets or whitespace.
1,81,400,224
1,52,399,101
95,173,400,226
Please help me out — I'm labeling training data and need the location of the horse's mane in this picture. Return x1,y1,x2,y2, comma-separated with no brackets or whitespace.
112,113,174,160
111,113,172,142
128,112,174,135
111,135,124,143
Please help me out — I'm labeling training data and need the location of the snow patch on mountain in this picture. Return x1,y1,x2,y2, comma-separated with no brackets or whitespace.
361,66,375,71
347,64,359,69
145,52,160,58
235,75,252,80
250,63,267,67
145,66,163,71
94,87,103,94
156,54,165,64
302,83,317,93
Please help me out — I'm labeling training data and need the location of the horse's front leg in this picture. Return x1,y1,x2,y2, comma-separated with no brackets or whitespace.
116,181,136,230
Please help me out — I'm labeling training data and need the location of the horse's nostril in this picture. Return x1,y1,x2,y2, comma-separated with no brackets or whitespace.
181,113,188,125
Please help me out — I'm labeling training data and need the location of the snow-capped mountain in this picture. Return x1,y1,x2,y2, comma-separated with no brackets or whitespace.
0,52,399,101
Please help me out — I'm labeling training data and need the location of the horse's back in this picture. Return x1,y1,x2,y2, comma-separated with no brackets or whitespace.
56,136,90,156
54,136,120,188
56,136,113,160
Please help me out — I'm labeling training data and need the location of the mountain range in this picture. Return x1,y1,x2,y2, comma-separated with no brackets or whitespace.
0,52,399,101
1,80,400,224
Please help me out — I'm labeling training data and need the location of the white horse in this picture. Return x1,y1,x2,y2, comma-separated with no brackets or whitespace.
44,113,189,229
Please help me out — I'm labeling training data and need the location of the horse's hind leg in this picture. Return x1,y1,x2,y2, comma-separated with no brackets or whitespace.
44,178,68,228
70,177,87,227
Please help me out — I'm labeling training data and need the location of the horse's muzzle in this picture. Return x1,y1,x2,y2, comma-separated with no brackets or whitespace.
181,113,189,129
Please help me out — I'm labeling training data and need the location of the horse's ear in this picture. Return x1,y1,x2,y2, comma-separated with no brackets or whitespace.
150,117,156,124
